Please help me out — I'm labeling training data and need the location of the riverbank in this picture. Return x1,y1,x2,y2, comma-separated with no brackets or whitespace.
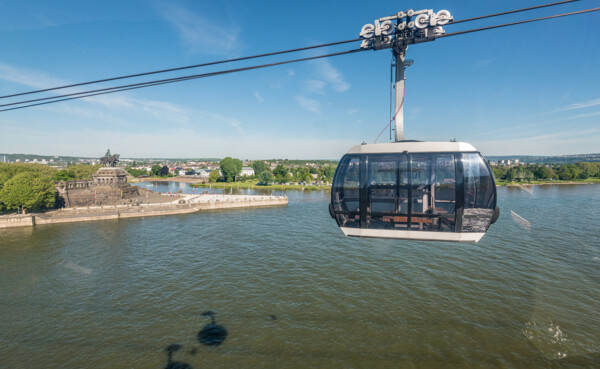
132,175,600,188
0,193,288,228
497,178,600,186
193,181,330,191
132,177,331,190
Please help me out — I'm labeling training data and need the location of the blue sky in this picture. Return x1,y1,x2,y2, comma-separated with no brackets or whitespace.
0,0,598,159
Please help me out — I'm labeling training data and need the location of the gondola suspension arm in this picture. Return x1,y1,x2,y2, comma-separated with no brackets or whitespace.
359,9,453,141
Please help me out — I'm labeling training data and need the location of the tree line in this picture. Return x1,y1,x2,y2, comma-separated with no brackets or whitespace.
0,163,100,213
490,162,600,182
214,157,336,185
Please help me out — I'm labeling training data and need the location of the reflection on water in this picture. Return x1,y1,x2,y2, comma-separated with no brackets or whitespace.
0,184,598,368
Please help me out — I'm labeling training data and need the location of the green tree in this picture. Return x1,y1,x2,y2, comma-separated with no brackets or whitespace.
0,172,56,212
209,169,221,183
252,161,268,176
534,166,555,180
159,165,170,177
505,167,516,182
294,167,313,183
125,167,147,178
53,170,76,182
259,171,274,185
557,164,579,180
272,164,288,183
320,165,336,182
150,164,162,176
67,164,101,180
219,157,243,182
578,162,599,178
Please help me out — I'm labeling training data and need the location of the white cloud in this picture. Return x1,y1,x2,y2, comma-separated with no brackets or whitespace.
0,62,243,132
294,96,320,114
156,3,240,55
303,79,326,94
203,112,243,133
476,58,495,66
254,91,264,103
347,109,359,114
557,97,600,112
474,128,600,156
0,124,355,159
0,63,67,90
546,110,600,123
311,59,350,92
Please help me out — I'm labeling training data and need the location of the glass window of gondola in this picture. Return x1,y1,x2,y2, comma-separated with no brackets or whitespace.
366,154,409,230
331,155,360,228
461,153,497,233
406,154,457,232
361,153,458,232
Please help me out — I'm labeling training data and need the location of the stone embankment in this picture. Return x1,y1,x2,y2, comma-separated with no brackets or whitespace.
0,194,287,228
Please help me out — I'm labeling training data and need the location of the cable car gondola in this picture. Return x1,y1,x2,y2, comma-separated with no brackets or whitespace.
329,8,499,242
330,141,499,242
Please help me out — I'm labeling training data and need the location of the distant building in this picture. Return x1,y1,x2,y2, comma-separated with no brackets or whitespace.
197,169,211,179
241,167,255,176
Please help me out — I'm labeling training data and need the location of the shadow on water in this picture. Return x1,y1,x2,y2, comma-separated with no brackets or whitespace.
160,310,228,368
197,311,228,346
164,344,192,369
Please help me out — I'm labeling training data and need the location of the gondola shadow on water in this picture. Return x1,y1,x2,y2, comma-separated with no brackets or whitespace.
163,344,192,369
197,310,228,346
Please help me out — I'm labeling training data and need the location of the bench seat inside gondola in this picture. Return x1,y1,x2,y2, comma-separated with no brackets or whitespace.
381,216,433,223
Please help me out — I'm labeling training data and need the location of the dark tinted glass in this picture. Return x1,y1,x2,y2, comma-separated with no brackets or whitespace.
366,155,408,229
331,155,360,228
409,154,456,232
462,153,496,232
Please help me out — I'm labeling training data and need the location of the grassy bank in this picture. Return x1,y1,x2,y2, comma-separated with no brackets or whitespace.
495,178,600,186
191,180,331,191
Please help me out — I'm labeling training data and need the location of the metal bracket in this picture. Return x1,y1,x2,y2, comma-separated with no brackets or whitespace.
360,9,453,142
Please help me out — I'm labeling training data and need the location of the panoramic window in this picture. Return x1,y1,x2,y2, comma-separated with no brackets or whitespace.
410,154,456,232
366,155,409,229
332,155,360,228
462,153,496,232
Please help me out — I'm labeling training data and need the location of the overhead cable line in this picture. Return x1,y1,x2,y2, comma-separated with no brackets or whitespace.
0,49,366,113
2,5,598,113
442,6,599,38
3,1,577,101
0,38,361,100
449,0,579,25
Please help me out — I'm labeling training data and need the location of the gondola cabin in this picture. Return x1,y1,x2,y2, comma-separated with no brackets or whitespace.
330,141,499,242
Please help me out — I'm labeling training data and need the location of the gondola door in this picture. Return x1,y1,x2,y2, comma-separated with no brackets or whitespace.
365,154,409,230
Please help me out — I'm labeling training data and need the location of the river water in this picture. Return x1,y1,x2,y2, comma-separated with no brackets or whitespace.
0,184,598,368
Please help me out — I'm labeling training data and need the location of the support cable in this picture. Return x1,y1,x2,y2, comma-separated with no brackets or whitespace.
0,38,361,100
442,7,599,38
2,6,598,113
449,0,580,25
375,91,404,144
0,49,365,113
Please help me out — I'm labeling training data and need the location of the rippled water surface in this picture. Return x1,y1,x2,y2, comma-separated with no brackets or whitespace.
1,184,598,368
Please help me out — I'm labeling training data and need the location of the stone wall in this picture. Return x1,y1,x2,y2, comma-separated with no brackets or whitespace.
56,167,139,207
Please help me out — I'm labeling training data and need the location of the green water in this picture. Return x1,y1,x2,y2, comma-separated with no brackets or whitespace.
0,185,598,368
